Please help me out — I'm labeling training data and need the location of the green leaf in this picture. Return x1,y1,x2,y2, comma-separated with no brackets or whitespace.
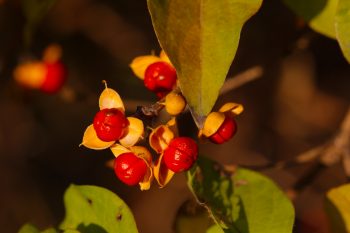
175,210,214,233
283,0,338,38
147,0,262,125
207,225,225,233
187,157,295,233
18,224,40,233
325,184,350,233
335,0,350,63
41,229,57,233
18,224,57,233
60,184,138,233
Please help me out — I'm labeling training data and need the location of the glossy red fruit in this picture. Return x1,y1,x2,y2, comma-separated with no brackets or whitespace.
93,108,129,142
40,62,66,93
144,61,177,95
163,137,198,173
114,152,148,186
210,116,237,144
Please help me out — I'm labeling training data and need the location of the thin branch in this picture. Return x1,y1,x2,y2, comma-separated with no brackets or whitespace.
320,107,350,166
220,66,263,95
343,152,350,179
287,106,350,198
242,145,325,171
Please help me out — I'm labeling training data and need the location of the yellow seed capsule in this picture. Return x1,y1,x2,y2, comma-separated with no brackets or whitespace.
130,146,152,164
43,44,62,63
199,112,225,138
149,125,174,153
99,86,125,112
165,92,186,115
110,143,131,157
135,147,153,190
111,145,153,190
139,164,153,191
129,55,162,80
81,124,115,150
119,117,144,148
13,61,46,89
153,152,175,187
219,102,244,117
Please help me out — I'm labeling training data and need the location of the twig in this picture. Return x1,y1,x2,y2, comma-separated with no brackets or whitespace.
343,152,350,180
287,107,350,198
242,145,325,170
244,107,350,199
320,107,350,166
275,145,325,170
220,66,263,95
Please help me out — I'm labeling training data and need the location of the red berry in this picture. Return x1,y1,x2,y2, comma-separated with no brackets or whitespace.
40,62,66,93
210,116,237,144
163,137,198,173
114,152,148,186
144,62,177,95
93,108,129,142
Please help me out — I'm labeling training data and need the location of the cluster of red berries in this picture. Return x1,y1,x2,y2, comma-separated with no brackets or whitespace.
130,51,243,145
82,83,198,189
81,51,243,190
13,44,66,94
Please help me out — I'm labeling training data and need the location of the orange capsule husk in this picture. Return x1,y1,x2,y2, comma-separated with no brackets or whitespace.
198,112,225,138
81,124,115,150
119,117,144,148
219,102,244,117
99,85,125,112
43,44,62,63
13,61,47,89
129,55,162,80
149,125,175,154
153,152,175,187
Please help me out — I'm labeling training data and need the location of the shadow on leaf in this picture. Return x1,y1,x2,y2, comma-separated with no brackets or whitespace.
77,223,108,233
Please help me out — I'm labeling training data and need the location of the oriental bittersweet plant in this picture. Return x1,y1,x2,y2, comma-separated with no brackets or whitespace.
29,0,350,232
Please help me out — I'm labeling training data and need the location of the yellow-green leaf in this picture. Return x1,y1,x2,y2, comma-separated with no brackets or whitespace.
147,0,262,126
18,224,40,233
187,157,295,233
335,0,350,63
60,185,138,233
18,224,57,233
283,0,338,38
206,225,224,233
325,184,350,233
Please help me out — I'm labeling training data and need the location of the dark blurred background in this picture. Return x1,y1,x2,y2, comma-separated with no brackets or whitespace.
0,0,349,232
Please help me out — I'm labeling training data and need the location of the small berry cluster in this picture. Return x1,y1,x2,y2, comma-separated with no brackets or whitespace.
130,50,177,99
13,44,66,94
199,102,244,144
81,51,243,190
81,82,196,189
130,50,244,144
